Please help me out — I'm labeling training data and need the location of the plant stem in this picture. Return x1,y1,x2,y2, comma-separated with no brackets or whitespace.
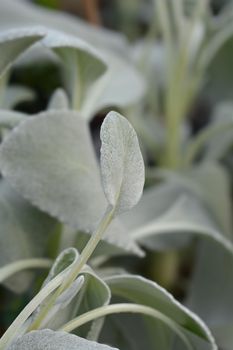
29,205,115,331
59,205,115,293
59,303,194,350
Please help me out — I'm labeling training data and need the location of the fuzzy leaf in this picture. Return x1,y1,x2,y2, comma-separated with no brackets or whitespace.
8,329,118,350
0,110,105,231
100,111,145,215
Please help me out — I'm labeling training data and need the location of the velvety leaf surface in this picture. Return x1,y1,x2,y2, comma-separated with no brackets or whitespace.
0,110,106,232
100,111,145,215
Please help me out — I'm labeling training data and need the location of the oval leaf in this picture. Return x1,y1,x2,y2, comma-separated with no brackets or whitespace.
100,111,145,215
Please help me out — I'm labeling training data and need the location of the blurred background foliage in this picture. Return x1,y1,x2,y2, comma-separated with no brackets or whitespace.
0,2,233,348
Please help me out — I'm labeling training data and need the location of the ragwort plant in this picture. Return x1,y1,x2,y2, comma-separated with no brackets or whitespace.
0,1,232,350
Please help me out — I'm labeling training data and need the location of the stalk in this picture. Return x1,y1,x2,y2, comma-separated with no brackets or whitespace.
28,205,114,331
60,303,194,350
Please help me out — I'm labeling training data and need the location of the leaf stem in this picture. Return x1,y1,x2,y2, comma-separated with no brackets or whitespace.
28,205,115,331
59,205,115,293
59,303,194,350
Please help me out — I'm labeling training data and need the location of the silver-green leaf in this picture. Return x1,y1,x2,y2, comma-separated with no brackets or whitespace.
100,111,145,215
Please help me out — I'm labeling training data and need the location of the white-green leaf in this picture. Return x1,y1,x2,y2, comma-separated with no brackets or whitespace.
40,28,106,109
121,181,192,250
8,329,118,350
100,111,145,215
0,110,142,256
102,274,216,350
0,110,106,232
127,194,233,254
0,27,44,77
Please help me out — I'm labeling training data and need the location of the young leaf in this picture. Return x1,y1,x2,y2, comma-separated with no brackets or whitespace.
8,329,119,350
100,111,145,215
0,27,44,77
103,274,217,350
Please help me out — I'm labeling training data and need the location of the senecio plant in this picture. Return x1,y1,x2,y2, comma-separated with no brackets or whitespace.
0,0,233,350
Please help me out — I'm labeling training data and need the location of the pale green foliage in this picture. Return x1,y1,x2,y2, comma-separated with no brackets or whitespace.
0,1,232,350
